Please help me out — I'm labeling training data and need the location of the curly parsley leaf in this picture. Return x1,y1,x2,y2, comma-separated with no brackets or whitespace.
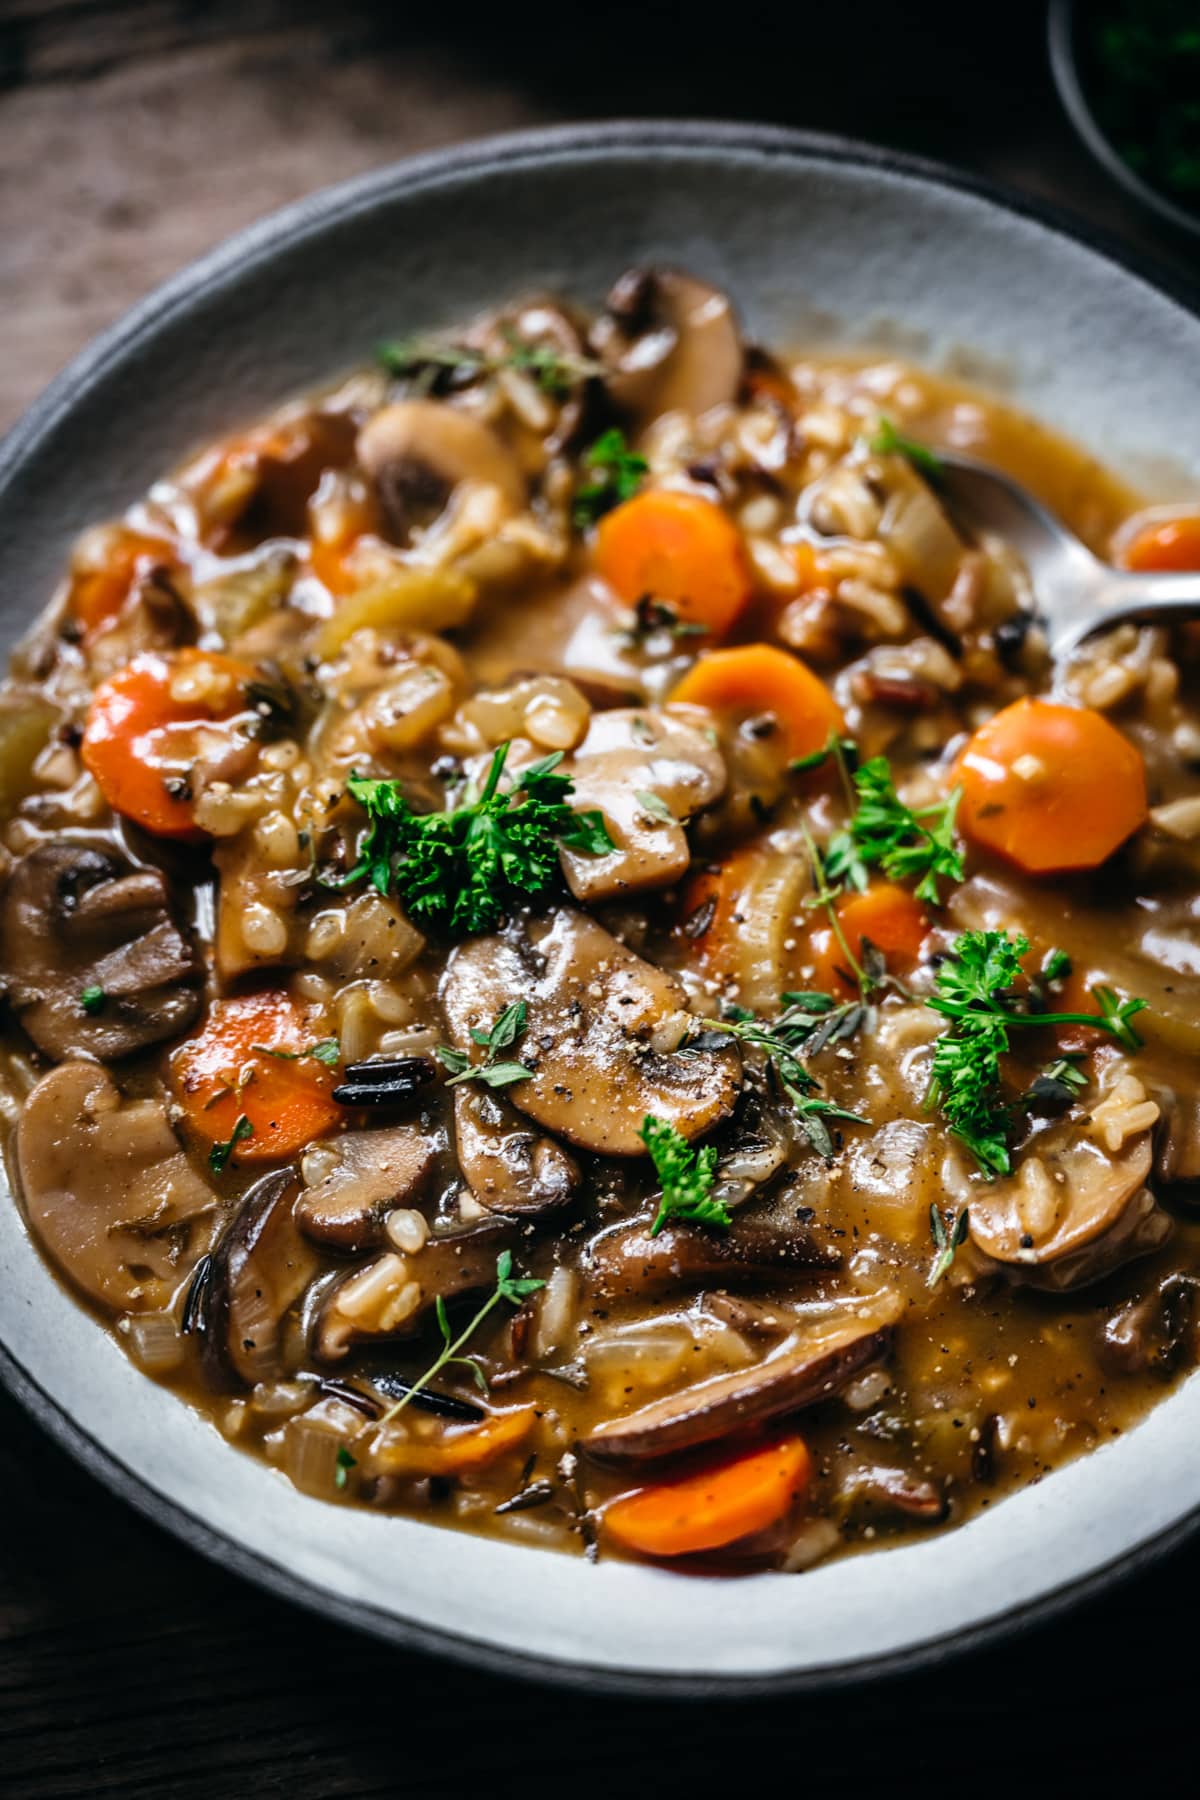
825,756,964,906
572,428,648,527
926,930,1147,1175
436,1000,533,1089
209,1113,254,1175
640,1115,729,1238
79,984,106,1016
343,742,613,938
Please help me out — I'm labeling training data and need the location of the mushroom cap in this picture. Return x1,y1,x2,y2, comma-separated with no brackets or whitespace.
1,840,202,1061
556,708,725,904
582,1312,895,1466
440,908,742,1155
592,269,744,421
356,399,525,536
295,1125,438,1252
16,1061,215,1313
197,1168,318,1388
968,1134,1171,1291
453,1084,580,1216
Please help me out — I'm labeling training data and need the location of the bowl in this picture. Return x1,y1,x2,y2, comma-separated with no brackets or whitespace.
1049,0,1200,244
3,121,1200,1695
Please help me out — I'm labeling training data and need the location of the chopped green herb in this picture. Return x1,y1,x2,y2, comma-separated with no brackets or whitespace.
334,1446,357,1491
209,1114,254,1174
377,332,600,396
572,428,648,527
1023,1055,1089,1112
251,1038,341,1067
926,930,1147,1175
826,755,964,906
928,1204,970,1288
693,994,867,1159
868,415,944,478
437,999,533,1089
342,742,613,938
641,1115,729,1238
635,788,675,822
617,596,709,648
375,1251,545,1428
1042,948,1072,983
79,984,106,1016
788,732,859,775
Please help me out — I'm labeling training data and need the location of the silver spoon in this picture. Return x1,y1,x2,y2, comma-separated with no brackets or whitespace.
931,450,1200,659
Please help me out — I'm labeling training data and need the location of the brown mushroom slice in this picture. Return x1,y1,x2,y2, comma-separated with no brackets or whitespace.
968,1134,1171,1291
591,269,744,421
556,709,725,903
453,1085,580,1216
356,399,525,540
584,1314,894,1466
295,1126,438,1253
196,1168,319,1389
440,908,741,1155
16,1062,216,1313
313,1217,518,1362
835,1464,949,1525
584,1201,841,1303
1099,1273,1199,1378
1,841,202,1060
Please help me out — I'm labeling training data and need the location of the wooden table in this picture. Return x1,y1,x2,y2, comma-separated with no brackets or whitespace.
2,5,1197,1793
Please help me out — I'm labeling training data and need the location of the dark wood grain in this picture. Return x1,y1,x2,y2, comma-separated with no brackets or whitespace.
2,5,1199,1794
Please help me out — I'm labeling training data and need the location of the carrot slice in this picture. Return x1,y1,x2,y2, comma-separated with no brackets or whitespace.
70,527,177,635
1119,511,1200,572
171,989,341,1163
809,882,930,998
604,1435,812,1558
670,642,845,763
81,649,251,838
953,697,1147,874
595,490,752,634
372,1407,536,1477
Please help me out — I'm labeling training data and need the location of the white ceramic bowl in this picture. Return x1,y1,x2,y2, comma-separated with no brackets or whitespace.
2,122,1199,1693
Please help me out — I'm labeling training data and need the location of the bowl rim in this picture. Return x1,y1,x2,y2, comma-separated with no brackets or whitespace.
3,118,1200,1696
1048,0,1200,244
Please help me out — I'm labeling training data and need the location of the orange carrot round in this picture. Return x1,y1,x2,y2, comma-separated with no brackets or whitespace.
670,642,845,763
1118,511,1200,572
953,697,1147,874
373,1407,536,1476
595,490,752,634
604,1435,812,1558
81,649,251,838
171,989,341,1164
810,882,930,997
70,527,177,635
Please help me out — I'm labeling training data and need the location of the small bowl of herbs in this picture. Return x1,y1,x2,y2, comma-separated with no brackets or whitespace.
1050,0,1200,240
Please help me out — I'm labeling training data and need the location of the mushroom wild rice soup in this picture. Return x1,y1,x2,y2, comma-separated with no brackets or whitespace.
5,267,1200,1572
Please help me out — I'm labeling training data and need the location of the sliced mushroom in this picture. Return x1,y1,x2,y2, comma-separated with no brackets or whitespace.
356,400,525,541
556,709,725,903
1,840,202,1060
313,1216,518,1362
967,1134,1172,1291
1153,1085,1200,1194
584,1193,840,1303
582,1313,895,1465
591,269,743,422
834,1463,948,1524
16,1061,215,1313
295,1125,438,1252
440,908,741,1155
453,1084,580,1216
195,1168,318,1389
1099,1273,1199,1378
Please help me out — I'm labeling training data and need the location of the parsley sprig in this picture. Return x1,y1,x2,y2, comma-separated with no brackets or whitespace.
826,756,964,906
926,930,1147,1175
690,994,867,1158
378,330,601,397
343,742,612,938
928,1204,970,1288
375,1251,545,1429
437,1000,533,1089
641,1115,729,1237
572,428,648,527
